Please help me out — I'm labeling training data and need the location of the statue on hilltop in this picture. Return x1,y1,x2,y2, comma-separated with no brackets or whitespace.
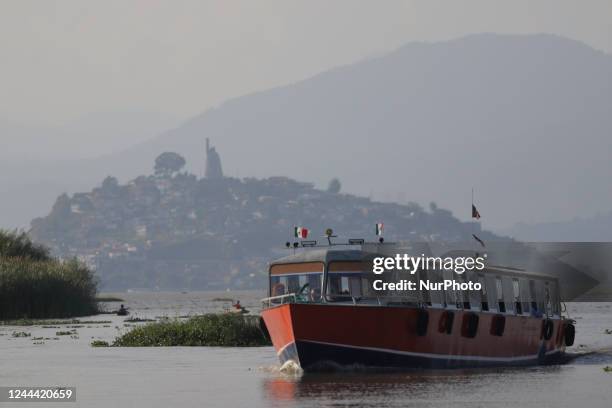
205,138,223,179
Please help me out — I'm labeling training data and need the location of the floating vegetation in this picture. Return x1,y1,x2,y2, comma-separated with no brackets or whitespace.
113,314,271,347
12,331,31,337
604,366,612,373
56,331,73,336
91,340,110,347
33,341,45,345
604,329,612,335
0,319,112,326
0,231,99,319
211,297,234,302
124,317,156,322
95,296,124,302
32,337,44,340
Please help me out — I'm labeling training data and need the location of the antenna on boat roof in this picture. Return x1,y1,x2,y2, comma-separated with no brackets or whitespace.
324,228,337,246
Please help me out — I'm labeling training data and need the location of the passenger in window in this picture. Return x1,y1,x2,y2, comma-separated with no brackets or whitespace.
272,282,285,297
309,288,321,302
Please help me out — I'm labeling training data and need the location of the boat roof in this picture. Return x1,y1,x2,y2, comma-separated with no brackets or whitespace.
270,248,558,282
270,248,372,266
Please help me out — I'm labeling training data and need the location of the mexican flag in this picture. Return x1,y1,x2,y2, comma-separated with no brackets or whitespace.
376,223,384,236
294,226,309,239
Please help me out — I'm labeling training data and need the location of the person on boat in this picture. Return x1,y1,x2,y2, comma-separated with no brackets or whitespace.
232,300,242,310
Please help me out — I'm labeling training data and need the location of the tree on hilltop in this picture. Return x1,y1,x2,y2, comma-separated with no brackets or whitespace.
327,178,342,194
154,152,186,177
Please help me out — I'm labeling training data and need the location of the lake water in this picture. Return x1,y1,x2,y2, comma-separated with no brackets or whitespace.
0,291,611,408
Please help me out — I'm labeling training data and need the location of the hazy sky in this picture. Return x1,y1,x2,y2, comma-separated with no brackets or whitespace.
1,0,611,127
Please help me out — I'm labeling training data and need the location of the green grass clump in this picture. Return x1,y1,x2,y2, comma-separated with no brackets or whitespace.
112,314,271,347
604,366,612,373
0,230,98,320
12,331,31,337
91,340,110,347
56,331,73,336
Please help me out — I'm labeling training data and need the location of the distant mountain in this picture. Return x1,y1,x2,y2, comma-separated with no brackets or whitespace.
3,33,612,232
502,212,612,242
93,33,612,230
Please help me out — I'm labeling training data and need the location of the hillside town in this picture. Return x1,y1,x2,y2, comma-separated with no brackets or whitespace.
30,140,493,290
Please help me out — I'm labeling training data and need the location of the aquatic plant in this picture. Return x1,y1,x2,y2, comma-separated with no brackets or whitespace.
91,340,110,347
0,232,98,319
12,331,31,337
112,314,271,347
604,366,612,373
56,331,73,336
95,296,124,302
1,319,111,326
124,317,156,322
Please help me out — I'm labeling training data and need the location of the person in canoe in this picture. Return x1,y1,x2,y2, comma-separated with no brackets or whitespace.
231,300,249,314
117,304,129,316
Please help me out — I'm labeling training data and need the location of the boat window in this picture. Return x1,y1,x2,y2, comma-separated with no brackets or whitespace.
269,262,324,302
519,279,531,315
478,273,489,311
326,261,419,303
417,269,432,306
327,271,371,299
456,273,470,310
495,277,506,313
512,278,522,315
528,280,539,315
326,261,373,300
503,277,516,313
426,269,445,307
547,281,560,316
444,269,458,308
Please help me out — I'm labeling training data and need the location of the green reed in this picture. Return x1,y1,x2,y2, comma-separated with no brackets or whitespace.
112,314,271,347
0,257,98,319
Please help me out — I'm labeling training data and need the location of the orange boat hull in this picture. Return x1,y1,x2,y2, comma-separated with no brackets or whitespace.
261,303,566,370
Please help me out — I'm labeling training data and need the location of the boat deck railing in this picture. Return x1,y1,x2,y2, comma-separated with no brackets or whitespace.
261,293,297,309
261,292,424,309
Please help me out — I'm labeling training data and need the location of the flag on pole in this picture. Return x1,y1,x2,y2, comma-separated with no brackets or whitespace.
472,204,481,219
294,226,309,239
375,223,384,236
472,234,485,247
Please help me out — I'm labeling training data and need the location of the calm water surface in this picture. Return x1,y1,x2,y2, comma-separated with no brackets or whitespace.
0,292,611,408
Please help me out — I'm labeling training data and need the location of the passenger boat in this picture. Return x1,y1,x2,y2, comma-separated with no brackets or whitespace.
260,241,575,371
